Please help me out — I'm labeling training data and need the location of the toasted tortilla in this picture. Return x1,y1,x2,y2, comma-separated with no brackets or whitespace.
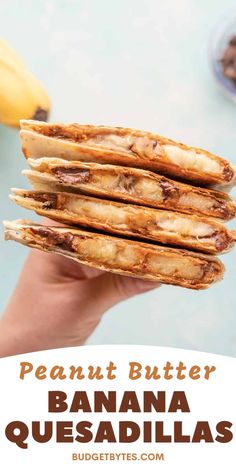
20,120,236,186
3,219,225,289
24,158,236,221
10,188,235,255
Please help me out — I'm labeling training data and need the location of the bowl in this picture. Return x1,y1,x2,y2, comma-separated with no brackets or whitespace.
209,11,236,103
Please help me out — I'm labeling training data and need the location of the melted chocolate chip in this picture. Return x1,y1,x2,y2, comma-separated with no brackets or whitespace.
222,164,234,182
31,228,77,252
30,193,58,210
213,231,228,252
212,202,230,219
54,168,90,184
159,179,179,199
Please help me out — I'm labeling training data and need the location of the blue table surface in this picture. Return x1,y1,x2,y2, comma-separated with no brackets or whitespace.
0,0,236,356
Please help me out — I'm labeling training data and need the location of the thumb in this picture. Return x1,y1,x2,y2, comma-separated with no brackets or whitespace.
90,273,161,313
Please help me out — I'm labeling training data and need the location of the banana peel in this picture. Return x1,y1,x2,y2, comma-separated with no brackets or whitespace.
0,39,50,128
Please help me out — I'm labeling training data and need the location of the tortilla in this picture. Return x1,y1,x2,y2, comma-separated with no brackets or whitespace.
3,219,225,290
10,188,235,254
20,120,236,186
24,157,236,221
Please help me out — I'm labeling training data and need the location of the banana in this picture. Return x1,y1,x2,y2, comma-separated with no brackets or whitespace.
0,39,50,127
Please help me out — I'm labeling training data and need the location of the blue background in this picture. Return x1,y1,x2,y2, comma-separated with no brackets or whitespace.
0,0,236,355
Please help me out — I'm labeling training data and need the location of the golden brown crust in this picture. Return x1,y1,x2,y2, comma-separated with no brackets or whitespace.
3,219,225,290
10,188,235,255
20,121,236,186
25,158,236,220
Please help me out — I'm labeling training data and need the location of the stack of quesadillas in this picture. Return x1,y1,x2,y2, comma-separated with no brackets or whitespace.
4,121,236,289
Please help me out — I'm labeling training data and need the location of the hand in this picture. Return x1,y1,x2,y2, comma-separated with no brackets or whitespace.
0,218,160,357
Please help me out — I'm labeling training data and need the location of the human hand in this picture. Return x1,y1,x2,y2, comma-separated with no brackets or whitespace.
0,218,160,357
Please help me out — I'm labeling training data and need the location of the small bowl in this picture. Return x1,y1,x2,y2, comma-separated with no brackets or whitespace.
209,11,236,103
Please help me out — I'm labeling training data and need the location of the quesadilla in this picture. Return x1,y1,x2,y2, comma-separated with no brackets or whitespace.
20,120,236,186
24,157,236,221
3,219,225,289
10,188,236,254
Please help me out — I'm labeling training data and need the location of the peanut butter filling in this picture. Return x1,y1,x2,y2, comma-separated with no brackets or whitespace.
26,159,236,220
26,227,220,284
20,122,235,184
12,191,234,253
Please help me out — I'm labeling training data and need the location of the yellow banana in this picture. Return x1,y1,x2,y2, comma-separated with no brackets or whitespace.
0,39,50,127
